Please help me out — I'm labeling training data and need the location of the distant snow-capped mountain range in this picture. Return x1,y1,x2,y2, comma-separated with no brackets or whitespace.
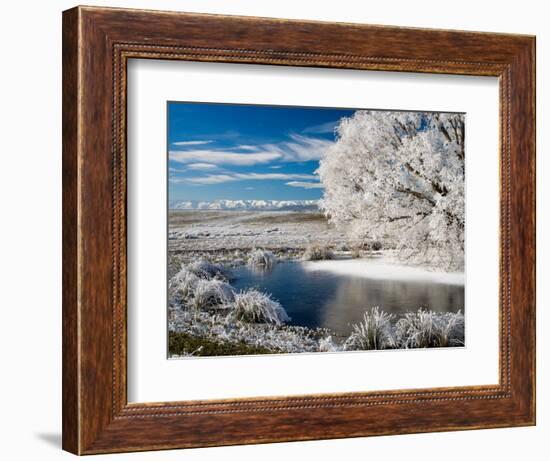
169,199,319,211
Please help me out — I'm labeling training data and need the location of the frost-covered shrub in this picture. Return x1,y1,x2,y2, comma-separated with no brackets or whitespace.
318,336,338,352
395,309,464,348
337,242,349,252
344,307,395,350
248,249,276,267
350,248,361,259
190,279,235,312
398,246,464,272
395,309,436,348
168,268,199,306
370,240,383,251
436,311,465,347
188,259,229,281
303,243,334,261
231,289,290,325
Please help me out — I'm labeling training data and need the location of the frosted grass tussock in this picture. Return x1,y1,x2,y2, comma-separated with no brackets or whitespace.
168,305,463,356
247,249,276,267
231,289,290,325
395,309,465,348
318,335,338,352
303,243,334,261
344,307,395,350
168,268,199,306
190,279,235,312
188,259,229,281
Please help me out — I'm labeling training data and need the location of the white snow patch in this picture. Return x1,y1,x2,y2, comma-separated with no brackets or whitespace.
302,258,464,286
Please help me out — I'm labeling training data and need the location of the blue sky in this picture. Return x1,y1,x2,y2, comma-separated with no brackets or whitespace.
168,102,355,201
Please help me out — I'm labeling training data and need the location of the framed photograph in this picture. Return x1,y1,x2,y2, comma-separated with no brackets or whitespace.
165,102,466,359
62,6,535,455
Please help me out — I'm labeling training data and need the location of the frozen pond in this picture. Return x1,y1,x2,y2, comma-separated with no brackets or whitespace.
231,259,465,338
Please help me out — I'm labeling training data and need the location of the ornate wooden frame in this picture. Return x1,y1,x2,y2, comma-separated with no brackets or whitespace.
62,5,536,455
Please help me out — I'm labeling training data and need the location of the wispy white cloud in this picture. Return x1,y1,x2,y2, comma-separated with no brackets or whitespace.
225,145,259,151
267,134,334,162
268,165,283,169
169,134,333,166
179,175,235,185
171,140,213,146
170,150,281,166
182,172,318,185
302,120,339,134
185,163,218,170
286,181,324,189
169,177,191,184
170,165,214,173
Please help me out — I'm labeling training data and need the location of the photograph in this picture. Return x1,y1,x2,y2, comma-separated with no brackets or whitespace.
167,102,466,357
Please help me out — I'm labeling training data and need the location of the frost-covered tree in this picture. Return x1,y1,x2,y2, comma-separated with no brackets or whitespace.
318,110,464,271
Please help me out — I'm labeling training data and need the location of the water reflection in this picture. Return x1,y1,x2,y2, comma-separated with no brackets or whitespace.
231,261,464,337
245,263,276,276
321,278,464,336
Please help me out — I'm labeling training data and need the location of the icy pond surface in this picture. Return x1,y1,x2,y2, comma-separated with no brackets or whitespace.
231,259,465,338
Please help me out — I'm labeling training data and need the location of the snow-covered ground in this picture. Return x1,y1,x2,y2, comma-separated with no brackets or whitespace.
303,258,465,286
168,210,347,269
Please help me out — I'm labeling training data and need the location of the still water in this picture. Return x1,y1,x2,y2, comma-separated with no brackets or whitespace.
231,260,464,338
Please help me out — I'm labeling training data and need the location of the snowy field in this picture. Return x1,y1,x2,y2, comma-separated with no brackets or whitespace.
168,210,348,274
169,210,345,250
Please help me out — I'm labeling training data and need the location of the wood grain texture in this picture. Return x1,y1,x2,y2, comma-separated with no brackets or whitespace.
62,5,536,455
62,7,80,454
